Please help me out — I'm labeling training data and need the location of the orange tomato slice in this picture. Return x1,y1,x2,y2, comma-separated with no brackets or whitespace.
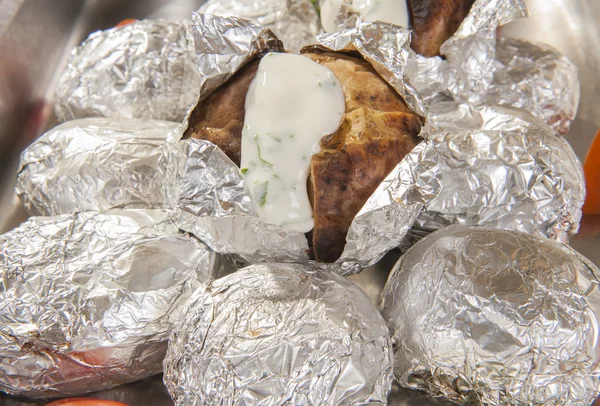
583,130,600,215
115,18,138,28
46,399,128,406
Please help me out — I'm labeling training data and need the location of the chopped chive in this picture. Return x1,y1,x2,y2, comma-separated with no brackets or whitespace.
317,80,322,87
332,80,337,86
240,168,249,174
272,173,280,179
268,134,282,143
256,135,273,166
260,157,273,166
259,182,268,206
289,134,295,138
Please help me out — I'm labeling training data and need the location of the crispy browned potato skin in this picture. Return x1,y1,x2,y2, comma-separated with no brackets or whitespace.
185,52,422,263
408,0,476,57
302,52,421,262
184,60,260,165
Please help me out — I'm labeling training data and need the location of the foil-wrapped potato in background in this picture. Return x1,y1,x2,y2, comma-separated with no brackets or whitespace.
54,20,200,123
379,225,600,405
198,0,321,52
0,209,223,398
164,263,394,405
16,118,178,216
382,102,584,242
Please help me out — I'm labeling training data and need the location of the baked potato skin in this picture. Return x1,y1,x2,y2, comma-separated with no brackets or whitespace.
185,52,421,263
408,0,476,57
184,60,260,165
302,52,421,262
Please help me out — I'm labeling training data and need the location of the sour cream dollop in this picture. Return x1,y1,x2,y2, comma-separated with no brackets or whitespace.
240,53,345,232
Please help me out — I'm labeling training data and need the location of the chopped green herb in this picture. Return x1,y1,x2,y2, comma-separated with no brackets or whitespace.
268,134,282,143
272,173,280,179
240,168,249,174
255,136,274,166
260,157,273,166
332,80,337,86
309,0,320,12
259,182,268,206
289,134,295,138
317,80,322,87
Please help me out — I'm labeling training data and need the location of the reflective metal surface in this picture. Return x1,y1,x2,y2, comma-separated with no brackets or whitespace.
0,0,599,405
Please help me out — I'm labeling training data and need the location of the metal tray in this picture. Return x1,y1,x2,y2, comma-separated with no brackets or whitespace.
0,0,598,404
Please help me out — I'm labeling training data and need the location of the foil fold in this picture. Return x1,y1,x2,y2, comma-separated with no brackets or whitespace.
404,102,585,242
379,225,600,405
55,20,200,123
0,209,223,398
198,0,322,52
164,263,394,405
16,118,179,216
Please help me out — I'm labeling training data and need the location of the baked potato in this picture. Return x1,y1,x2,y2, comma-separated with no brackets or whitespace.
184,51,422,262
408,0,476,57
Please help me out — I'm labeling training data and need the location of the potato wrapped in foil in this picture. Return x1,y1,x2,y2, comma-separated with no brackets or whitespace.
379,225,600,405
163,263,394,405
0,209,223,398
16,118,178,216
54,20,200,122
379,102,585,243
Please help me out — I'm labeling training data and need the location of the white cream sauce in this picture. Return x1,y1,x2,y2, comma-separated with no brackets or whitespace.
321,0,409,32
240,52,345,232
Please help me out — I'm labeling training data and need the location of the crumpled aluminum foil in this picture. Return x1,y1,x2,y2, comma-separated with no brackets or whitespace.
0,209,224,398
163,263,394,405
379,225,600,405
405,0,579,135
399,102,585,242
165,16,422,274
198,0,321,53
54,20,200,123
16,117,178,216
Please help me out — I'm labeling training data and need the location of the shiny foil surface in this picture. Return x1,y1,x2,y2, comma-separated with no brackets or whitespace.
55,20,200,123
402,102,584,242
0,209,222,398
164,263,394,405
16,118,178,216
198,0,321,52
379,225,600,405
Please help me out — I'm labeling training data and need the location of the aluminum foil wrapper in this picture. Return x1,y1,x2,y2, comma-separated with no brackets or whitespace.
379,225,600,405
0,209,223,398
398,102,585,242
16,117,178,216
55,20,200,123
164,263,394,405
198,0,321,53
315,21,427,117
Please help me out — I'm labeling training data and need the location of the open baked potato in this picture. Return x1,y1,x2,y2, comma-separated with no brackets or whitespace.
184,51,422,262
